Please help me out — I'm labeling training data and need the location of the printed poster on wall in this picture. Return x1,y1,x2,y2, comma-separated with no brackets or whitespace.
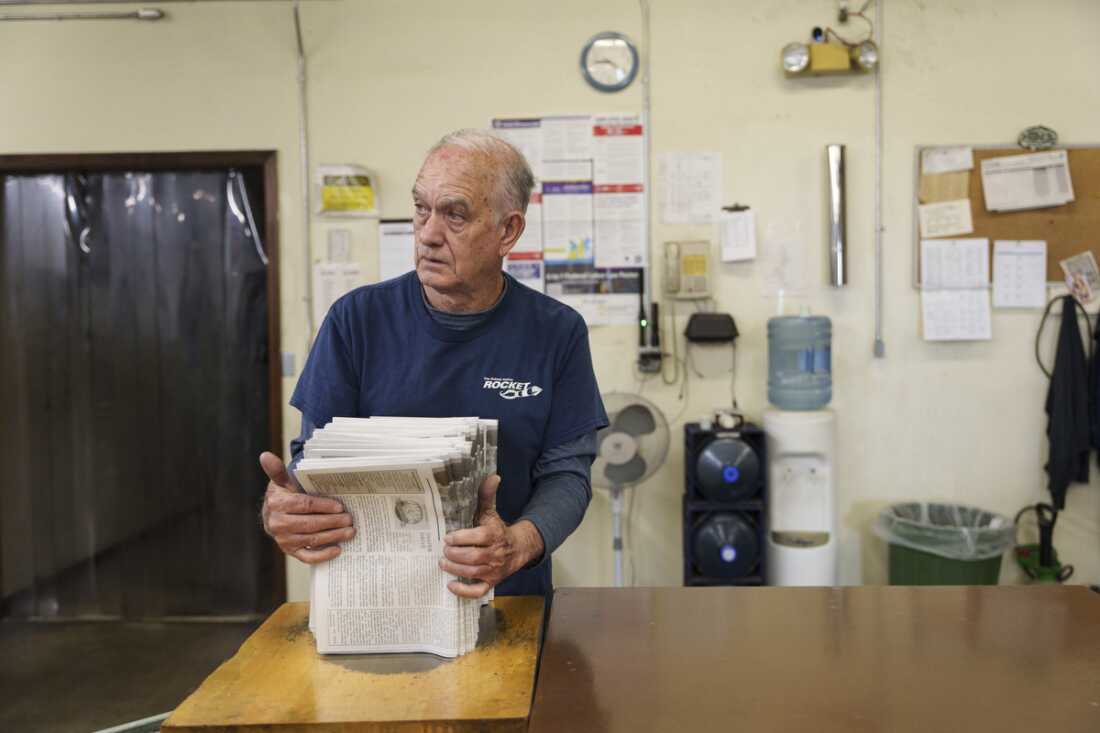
490,113,647,325
593,114,646,269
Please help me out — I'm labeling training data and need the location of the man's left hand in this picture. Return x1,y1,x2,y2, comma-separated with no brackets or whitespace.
439,474,544,598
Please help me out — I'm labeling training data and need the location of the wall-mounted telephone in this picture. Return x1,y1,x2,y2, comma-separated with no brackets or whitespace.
664,240,711,299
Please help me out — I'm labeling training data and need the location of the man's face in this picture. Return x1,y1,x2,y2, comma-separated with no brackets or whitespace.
412,147,507,296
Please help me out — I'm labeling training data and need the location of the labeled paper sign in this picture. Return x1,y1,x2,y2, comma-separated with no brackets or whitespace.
993,240,1047,309
720,209,756,262
918,199,974,238
316,164,378,217
980,150,1074,212
922,289,992,341
312,263,365,328
921,238,989,289
659,152,722,224
1060,251,1100,305
378,220,415,282
922,146,974,175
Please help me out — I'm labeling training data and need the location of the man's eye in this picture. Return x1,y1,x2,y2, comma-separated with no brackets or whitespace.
414,204,429,216
447,212,465,223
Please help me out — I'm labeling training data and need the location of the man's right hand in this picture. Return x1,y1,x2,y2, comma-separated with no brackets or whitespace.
259,451,355,564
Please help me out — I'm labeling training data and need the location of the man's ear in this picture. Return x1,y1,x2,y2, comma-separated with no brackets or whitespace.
497,211,526,258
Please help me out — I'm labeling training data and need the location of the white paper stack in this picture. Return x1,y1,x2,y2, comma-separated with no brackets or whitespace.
294,416,498,658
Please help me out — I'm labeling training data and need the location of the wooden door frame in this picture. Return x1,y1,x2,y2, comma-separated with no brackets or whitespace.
0,150,286,606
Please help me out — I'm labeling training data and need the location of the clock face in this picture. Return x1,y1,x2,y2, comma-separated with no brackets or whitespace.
581,32,639,92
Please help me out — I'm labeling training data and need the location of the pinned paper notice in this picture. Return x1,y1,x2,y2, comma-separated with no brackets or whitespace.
312,263,364,328
1059,251,1100,305
993,240,1047,309
918,199,974,238
921,238,991,341
378,220,415,281
921,146,974,175
921,238,989,289
720,209,756,262
980,150,1074,212
660,152,722,224
922,290,992,341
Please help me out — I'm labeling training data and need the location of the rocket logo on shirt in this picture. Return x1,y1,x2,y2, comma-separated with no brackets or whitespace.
483,377,543,400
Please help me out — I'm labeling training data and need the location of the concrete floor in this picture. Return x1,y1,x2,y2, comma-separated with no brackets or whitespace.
0,619,258,733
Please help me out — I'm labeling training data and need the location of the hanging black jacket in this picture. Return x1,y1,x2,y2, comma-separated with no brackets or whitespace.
1045,295,1090,509
1091,311,1100,461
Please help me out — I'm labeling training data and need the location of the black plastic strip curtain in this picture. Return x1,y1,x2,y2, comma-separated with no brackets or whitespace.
0,170,272,618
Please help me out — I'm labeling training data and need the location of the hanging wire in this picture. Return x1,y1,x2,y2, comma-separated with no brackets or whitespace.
661,300,681,386
1034,295,1093,378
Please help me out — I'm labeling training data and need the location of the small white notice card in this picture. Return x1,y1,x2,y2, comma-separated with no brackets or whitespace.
921,238,991,341
993,240,1047,309
918,199,974,238
720,209,756,262
922,146,974,175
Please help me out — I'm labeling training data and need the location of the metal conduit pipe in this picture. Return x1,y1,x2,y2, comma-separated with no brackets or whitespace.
0,7,162,20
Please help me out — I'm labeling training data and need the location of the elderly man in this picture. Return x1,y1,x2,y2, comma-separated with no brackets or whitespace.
259,129,608,597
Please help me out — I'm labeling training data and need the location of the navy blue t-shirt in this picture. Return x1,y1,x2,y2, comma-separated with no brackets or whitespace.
290,271,608,596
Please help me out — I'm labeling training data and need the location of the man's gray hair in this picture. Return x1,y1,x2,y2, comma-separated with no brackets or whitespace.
428,129,536,220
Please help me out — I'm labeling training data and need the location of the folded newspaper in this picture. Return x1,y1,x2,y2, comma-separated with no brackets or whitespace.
293,416,498,658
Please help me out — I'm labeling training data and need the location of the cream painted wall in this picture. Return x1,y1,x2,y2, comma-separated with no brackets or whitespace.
4,1,1098,599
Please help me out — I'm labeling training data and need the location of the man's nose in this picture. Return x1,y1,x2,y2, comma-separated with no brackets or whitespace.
418,210,446,246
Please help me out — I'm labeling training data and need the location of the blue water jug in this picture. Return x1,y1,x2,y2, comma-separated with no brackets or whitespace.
767,315,832,410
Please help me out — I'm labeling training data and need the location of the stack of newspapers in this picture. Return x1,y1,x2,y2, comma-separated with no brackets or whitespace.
293,416,498,658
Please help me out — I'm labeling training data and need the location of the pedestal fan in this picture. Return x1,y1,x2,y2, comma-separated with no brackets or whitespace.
592,392,670,586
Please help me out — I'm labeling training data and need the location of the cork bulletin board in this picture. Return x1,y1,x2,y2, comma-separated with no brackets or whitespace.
913,145,1100,286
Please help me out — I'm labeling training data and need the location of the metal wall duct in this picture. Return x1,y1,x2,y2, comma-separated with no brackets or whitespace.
826,144,847,288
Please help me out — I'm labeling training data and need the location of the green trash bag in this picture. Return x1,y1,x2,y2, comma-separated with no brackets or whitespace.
874,502,1014,561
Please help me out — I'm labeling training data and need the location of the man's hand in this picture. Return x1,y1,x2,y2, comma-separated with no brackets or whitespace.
259,451,355,564
439,474,545,598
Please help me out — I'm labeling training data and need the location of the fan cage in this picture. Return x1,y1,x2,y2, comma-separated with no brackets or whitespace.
593,392,671,490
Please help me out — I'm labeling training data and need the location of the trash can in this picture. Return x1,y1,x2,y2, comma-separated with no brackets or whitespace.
873,503,1015,585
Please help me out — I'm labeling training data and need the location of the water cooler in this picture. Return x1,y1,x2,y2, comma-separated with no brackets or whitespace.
763,410,837,585
764,315,838,586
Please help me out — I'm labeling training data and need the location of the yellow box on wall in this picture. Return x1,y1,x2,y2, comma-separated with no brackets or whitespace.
808,43,851,73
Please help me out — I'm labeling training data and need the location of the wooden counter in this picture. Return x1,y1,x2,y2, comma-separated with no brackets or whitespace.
163,597,543,733
529,585,1100,733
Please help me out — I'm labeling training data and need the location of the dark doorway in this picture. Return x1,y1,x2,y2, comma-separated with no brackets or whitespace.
0,152,283,619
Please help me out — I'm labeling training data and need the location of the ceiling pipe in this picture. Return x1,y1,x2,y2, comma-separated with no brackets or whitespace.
0,7,163,21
